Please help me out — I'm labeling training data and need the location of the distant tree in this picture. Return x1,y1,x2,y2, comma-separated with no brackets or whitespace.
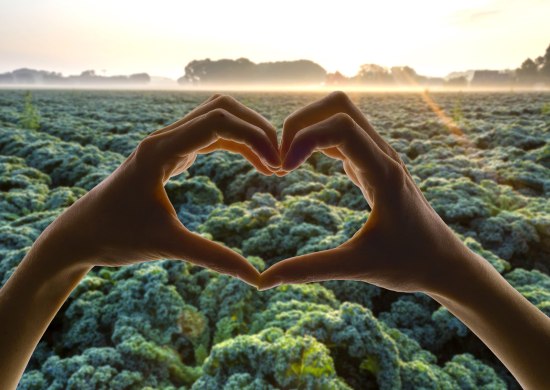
177,58,326,85
19,92,40,130
128,73,150,83
325,71,350,86
470,70,514,87
80,70,97,78
0,72,15,83
0,69,148,85
445,76,468,88
11,69,40,84
353,64,393,85
540,44,550,79
516,58,539,85
391,66,419,85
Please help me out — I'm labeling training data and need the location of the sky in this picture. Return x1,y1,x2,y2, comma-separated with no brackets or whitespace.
0,0,549,79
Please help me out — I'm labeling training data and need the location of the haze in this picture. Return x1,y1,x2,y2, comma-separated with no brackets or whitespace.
1,0,549,80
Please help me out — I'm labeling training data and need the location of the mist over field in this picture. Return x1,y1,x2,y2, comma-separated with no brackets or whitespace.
0,89,548,388
2,42,550,91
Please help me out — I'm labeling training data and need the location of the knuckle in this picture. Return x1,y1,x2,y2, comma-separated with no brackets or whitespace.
386,145,401,161
266,123,278,135
135,136,157,160
282,114,297,131
384,159,407,187
293,129,307,145
209,93,222,100
206,107,230,121
333,112,355,128
328,90,351,106
266,127,279,143
385,145,408,171
217,94,236,107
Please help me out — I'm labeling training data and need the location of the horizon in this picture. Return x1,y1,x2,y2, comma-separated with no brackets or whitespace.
1,83,548,93
1,0,549,80
0,57,538,82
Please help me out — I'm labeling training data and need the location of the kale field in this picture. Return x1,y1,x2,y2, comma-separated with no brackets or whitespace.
0,89,549,389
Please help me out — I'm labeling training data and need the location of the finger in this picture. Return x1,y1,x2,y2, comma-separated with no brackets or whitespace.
198,139,274,175
204,95,279,153
149,94,222,136
317,148,362,187
336,156,374,206
258,246,359,290
320,147,346,161
272,147,344,176
198,93,223,106
273,169,289,177
283,113,400,189
151,95,279,158
341,158,361,188
166,154,198,180
166,227,261,287
140,109,281,172
281,91,400,163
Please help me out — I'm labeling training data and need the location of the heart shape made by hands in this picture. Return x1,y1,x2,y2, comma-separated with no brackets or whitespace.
171,91,449,295
81,91,460,297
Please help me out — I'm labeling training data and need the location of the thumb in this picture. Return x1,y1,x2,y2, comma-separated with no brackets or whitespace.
258,246,358,291
165,225,261,287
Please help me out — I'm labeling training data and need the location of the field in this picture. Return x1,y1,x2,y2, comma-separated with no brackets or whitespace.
0,89,549,389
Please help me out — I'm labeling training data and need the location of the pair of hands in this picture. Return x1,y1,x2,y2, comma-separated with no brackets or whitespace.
45,91,467,294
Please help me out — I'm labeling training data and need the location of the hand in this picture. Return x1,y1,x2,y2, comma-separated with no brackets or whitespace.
260,91,469,294
0,94,283,389
259,92,550,388
42,94,280,286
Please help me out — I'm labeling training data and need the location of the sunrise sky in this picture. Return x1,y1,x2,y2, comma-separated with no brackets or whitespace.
1,0,549,79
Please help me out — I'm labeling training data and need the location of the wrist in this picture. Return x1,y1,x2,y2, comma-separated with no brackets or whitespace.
424,243,550,389
36,201,100,268
422,239,492,301
28,224,94,297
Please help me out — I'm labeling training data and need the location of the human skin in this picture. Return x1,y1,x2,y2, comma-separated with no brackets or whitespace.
259,91,550,389
0,92,549,389
0,94,281,389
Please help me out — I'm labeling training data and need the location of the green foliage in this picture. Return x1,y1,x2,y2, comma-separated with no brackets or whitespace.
451,98,466,125
0,91,547,389
19,91,40,130
195,328,351,389
505,268,550,316
200,192,362,266
380,294,469,352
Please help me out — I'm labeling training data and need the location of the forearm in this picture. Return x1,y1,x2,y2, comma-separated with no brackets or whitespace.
427,250,550,389
0,229,92,389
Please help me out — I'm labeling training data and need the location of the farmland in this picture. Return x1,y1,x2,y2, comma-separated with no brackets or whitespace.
0,89,548,389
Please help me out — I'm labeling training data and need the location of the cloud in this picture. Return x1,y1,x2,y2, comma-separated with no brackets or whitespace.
450,8,501,25
469,9,500,22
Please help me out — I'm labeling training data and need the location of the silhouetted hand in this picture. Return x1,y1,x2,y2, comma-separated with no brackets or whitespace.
43,94,280,285
260,91,472,293
259,92,550,389
0,94,285,389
